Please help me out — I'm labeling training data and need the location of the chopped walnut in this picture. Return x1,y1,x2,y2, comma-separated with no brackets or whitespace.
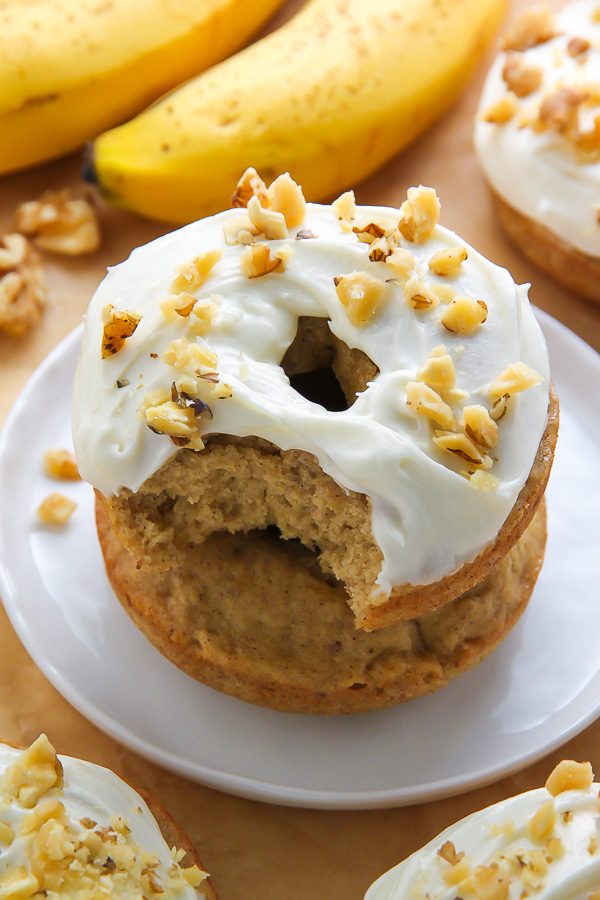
352,220,387,244
332,191,356,224
159,292,197,321
545,760,594,796
472,862,509,900
428,246,467,276
469,470,500,490
502,52,543,98
404,276,440,311
567,36,590,57
43,449,80,481
398,186,440,243
231,167,269,209
575,114,600,160
0,822,13,845
463,405,498,449
37,493,77,525
482,93,519,124
405,382,455,429
437,842,464,866
247,195,288,240
145,401,202,447
138,388,170,415
0,867,39,899
385,247,415,279
169,249,222,294
433,431,492,467
101,305,141,359
441,858,472,886
417,349,456,394
368,236,394,262
0,235,46,338
501,6,559,52
189,296,219,337
267,173,306,228
527,800,556,841
511,849,548,890
490,393,511,421
440,296,487,333
0,233,29,270
539,86,588,132
546,837,565,860
489,362,543,398
334,271,385,326
0,736,63,808
240,242,284,277
223,214,263,246
162,338,217,373
15,190,100,255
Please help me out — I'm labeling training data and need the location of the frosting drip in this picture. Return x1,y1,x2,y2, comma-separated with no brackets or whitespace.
72,200,550,591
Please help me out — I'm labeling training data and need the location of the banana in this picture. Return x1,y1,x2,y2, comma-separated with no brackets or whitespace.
90,0,508,224
0,0,286,175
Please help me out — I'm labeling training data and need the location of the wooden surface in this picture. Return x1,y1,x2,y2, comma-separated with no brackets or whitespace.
1,2,599,900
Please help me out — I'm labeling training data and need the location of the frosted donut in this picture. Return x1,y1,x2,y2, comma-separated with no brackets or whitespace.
0,735,213,899
474,1,600,303
366,757,600,900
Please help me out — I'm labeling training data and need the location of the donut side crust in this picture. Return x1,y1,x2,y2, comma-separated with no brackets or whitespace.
492,190,600,305
96,497,547,715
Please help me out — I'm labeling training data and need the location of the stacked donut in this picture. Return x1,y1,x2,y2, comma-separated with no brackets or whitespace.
73,169,558,714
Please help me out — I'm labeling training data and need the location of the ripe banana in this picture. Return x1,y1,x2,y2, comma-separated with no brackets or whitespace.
0,0,286,175
90,0,508,223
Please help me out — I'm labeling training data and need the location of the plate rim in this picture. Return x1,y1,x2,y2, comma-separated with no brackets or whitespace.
0,310,599,810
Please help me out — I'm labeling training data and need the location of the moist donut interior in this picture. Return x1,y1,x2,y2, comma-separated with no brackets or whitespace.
103,315,387,625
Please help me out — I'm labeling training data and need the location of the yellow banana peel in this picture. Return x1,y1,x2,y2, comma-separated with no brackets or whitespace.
0,0,286,174
90,0,508,223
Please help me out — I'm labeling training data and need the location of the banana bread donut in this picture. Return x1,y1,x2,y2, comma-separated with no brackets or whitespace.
474,1,600,303
73,170,556,710
366,757,600,899
0,735,214,899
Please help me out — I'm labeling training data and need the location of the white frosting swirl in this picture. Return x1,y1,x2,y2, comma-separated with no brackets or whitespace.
474,0,600,258
365,781,600,900
72,201,550,591
0,743,199,899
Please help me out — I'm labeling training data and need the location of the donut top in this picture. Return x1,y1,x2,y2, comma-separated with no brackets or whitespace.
365,760,600,900
475,0,600,258
72,170,550,592
0,736,205,899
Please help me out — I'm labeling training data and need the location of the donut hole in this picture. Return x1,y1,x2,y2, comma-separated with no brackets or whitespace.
281,316,378,411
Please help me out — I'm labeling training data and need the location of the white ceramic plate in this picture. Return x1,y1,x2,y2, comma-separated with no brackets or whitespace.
0,311,599,810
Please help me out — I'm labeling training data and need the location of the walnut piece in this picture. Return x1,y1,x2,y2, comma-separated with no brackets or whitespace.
37,493,77,525
247,195,288,240
433,431,492,467
101,305,141,358
385,247,414,279
240,242,284,277
162,338,217,373
527,800,556,841
472,862,509,900
469,470,500,490
352,220,387,244
0,735,63,808
43,449,80,481
267,173,306,228
404,276,440,311
501,6,559,52
539,86,588,133
441,858,472,886
231,167,269,209
463,405,498,448
169,249,222,294
439,296,487,333
567,36,590,57
437,842,464,866
334,271,385,326
0,235,46,338
482,93,519,124
398,186,440,243
332,190,356,224
145,401,201,446
223,214,263,246
15,189,100,255
417,349,456,394
405,382,455,429
428,246,467,276
502,52,543,98
545,760,594,796
489,362,543,398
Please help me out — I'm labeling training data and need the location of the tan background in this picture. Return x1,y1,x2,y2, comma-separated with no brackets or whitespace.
1,1,599,898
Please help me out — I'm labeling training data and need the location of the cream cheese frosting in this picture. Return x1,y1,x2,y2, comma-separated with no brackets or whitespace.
0,738,203,899
365,768,600,900
474,0,600,258
72,191,550,592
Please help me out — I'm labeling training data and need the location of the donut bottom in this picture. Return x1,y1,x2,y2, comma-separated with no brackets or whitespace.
96,496,547,715
491,190,600,305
